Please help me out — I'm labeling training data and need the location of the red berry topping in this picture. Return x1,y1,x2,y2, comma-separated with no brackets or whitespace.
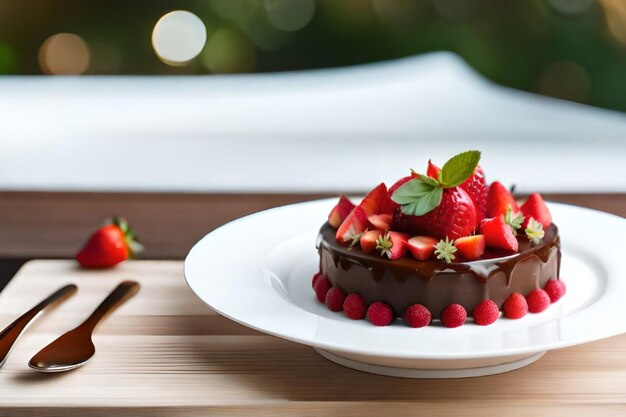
503,293,528,319
454,234,486,260
343,293,367,320
392,187,478,240
473,299,499,326
360,183,396,216
461,165,488,223
520,193,552,228
480,216,519,252
407,236,438,261
526,289,551,313
441,304,467,328
335,206,370,245
543,280,563,303
368,213,393,231
360,230,382,254
328,195,356,228
312,272,322,289
404,304,431,328
487,181,518,218
325,287,346,312
375,231,409,260
366,301,394,326
313,275,331,303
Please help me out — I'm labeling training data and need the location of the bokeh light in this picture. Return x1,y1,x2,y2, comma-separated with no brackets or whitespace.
201,28,256,73
599,0,626,47
265,0,316,31
548,0,595,16
152,10,207,66
38,33,90,75
538,61,591,103
371,0,423,24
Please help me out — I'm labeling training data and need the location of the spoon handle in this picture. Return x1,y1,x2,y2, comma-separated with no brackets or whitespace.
80,281,140,332
0,284,77,368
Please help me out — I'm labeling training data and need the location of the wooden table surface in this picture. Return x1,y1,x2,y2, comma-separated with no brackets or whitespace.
0,191,624,416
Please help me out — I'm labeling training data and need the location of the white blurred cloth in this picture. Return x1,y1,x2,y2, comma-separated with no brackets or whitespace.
1,52,625,192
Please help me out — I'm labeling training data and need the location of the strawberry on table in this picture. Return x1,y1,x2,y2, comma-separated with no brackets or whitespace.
336,206,370,245
407,236,438,261
480,216,519,252
454,234,485,260
520,193,552,228
76,217,143,269
486,181,518,218
328,195,356,228
375,231,409,260
390,151,482,240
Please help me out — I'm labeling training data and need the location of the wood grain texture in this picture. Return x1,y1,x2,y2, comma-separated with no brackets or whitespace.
0,260,624,416
0,192,623,260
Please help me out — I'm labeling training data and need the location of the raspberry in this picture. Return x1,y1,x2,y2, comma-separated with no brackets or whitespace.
473,299,499,326
526,289,551,313
503,293,528,319
404,304,431,328
325,287,346,312
441,304,466,328
543,280,563,303
343,293,366,320
366,301,394,326
559,280,566,295
312,272,322,289
313,275,331,303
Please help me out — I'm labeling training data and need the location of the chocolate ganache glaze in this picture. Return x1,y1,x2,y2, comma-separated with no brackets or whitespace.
317,223,561,319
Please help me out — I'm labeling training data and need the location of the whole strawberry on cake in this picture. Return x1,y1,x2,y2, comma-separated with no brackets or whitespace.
314,150,565,328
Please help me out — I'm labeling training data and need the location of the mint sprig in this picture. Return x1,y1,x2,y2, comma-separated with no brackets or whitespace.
391,150,482,216
392,178,443,216
440,150,481,188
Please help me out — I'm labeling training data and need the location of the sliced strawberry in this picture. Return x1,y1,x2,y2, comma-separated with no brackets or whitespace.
392,187,478,240
368,214,392,231
454,234,485,260
359,183,396,216
328,195,356,228
376,231,409,260
336,206,370,245
407,236,438,261
427,160,441,179
460,165,488,223
520,193,552,228
360,230,382,254
480,217,519,252
486,181,518,218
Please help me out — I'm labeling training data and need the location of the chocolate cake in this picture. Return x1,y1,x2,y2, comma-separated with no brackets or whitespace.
317,222,560,320
311,150,566,328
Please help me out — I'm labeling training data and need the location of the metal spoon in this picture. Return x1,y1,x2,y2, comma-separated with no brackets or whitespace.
0,284,78,369
29,280,140,372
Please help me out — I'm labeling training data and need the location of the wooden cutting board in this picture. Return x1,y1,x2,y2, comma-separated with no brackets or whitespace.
0,260,624,417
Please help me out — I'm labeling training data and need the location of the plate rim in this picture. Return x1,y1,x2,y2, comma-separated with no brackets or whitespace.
184,198,626,360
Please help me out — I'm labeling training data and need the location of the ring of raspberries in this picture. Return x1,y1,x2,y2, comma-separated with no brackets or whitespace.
313,274,566,327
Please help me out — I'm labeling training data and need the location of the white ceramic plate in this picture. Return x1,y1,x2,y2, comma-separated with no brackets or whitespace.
184,200,626,378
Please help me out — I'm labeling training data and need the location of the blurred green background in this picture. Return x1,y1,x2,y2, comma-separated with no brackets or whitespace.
1,0,625,112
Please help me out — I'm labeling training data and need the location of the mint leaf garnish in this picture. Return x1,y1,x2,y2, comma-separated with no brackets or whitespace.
440,150,481,188
391,178,443,216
